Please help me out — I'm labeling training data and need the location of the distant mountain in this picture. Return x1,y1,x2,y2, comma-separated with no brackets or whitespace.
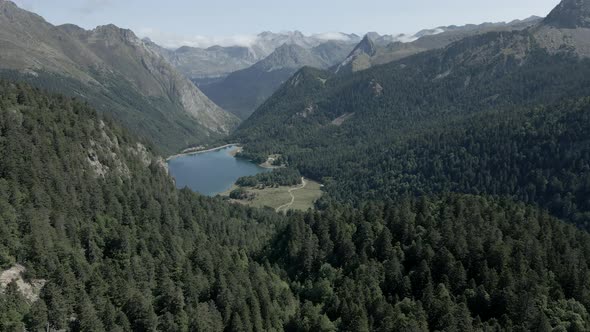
200,41,354,119
147,40,260,85
0,0,238,153
150,31,361,83
335,35,378,73
239,31,360,61
335,16,543,74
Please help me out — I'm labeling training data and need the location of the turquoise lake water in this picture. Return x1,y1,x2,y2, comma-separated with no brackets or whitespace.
167,145,270,196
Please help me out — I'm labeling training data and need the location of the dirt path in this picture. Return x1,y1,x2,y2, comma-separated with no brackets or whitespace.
276,177,307,213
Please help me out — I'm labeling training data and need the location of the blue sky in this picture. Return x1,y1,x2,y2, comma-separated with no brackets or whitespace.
12,0,560,48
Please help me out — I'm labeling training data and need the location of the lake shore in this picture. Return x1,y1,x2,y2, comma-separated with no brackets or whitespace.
166,143,241,161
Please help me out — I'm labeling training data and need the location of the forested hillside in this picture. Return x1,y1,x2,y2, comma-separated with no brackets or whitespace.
1,80,590,331
232,25,590,230
0,82,295,331
269,195,590,331
3,79,590,331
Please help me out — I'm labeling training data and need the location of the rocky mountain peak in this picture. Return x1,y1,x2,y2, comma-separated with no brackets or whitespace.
544,0,590,28
0,0,44,23
93,24,136,39
352,35,377,57
90,24,146,49
0,0,17,12
254,43,315,70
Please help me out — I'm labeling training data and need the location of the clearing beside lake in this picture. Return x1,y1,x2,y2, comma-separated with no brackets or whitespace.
220,178,323,212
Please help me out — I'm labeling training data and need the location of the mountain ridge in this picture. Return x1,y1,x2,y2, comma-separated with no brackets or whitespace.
334,16,544,74
152,30,362,82
0,0,238,153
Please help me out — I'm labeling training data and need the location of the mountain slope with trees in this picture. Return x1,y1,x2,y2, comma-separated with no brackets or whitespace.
233,0,590,231
0,0,238,154
0,81,295,331
334,16,542,74
269,194,590,331
2,81,590,331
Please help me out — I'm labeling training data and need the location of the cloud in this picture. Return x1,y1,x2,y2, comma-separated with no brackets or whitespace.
136,28,261,49
137,29,361,50
312,32,352,41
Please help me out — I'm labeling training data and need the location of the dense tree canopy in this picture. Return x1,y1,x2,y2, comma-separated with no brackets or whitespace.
270,195,590,331
236,168,302,188
3,25,590,331
0,82,295,331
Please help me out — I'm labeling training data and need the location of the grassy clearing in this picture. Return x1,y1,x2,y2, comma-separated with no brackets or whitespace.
220,179,323,212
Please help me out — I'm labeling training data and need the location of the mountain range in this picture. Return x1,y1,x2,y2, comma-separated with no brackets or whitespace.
334,16,543,74
149,17,544,120
0,0,238,153
199,41,355,119
151,31,362,84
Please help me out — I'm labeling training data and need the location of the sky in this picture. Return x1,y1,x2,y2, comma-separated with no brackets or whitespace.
11,0,561,49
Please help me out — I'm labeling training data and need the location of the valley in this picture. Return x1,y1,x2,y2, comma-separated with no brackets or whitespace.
2,0,590,331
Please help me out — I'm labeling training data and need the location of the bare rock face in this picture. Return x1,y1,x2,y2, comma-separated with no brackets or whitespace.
545,0,590,29
0,265,46,302
536,0,590,58
534,26,590,57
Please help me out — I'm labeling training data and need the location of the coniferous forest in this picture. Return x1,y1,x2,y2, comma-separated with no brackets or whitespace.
2,78,590,331
2,0,590,331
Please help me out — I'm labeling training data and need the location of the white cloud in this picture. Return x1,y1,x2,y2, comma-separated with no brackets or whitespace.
137,28,259,49
312,32,353,41
137,29,363,50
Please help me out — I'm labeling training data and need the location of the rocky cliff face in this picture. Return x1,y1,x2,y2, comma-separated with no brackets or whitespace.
535,0,590,58
545,0,590,28
335,35,378,73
